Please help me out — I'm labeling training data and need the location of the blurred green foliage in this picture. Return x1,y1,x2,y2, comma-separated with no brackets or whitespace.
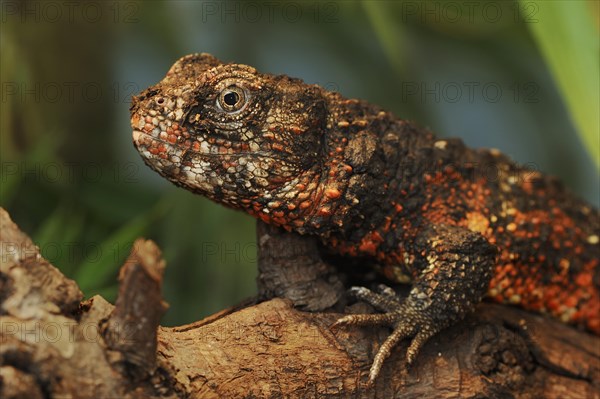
1,0,598,326
523,0,599,167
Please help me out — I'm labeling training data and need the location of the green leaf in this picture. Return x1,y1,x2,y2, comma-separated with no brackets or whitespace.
33,205,85,276
74,199,169,295
522,0,600,168
361,1,407,75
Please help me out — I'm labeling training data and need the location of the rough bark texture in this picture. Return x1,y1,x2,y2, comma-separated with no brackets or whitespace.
1,207,599,398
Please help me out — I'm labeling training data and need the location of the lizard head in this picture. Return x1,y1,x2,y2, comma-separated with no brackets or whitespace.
130,53,327,210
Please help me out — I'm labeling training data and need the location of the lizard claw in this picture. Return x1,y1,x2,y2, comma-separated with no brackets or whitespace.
375,284,399,300
331,285,442,385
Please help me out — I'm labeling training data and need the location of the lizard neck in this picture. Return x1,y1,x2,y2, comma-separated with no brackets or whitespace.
243,92,440,248
289,94,437,239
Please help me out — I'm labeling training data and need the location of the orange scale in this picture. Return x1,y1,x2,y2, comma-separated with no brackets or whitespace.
359,240,377,255
272,143,284,152
575,272,593,287
547,299,560,312
318,208,331,217
271,216,287,225
299,201,311,209
564,295,578,308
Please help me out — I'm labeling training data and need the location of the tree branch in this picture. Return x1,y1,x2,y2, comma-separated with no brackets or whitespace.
1,208,598,398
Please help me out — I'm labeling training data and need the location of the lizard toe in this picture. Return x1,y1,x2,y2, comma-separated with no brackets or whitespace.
333,288,448,385
348,285,404,313
331,313,396,329
376,284,401,302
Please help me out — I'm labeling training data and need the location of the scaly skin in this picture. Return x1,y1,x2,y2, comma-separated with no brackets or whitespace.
130,53,600,384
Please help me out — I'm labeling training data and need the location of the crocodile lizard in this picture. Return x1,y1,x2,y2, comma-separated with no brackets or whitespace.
130,53,600,384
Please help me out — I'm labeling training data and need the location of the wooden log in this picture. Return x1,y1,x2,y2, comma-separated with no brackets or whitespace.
1,208,598,398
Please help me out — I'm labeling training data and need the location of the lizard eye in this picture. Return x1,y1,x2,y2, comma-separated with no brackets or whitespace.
217,86,246,112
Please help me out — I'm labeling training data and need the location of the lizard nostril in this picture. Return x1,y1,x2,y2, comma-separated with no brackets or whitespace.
156,97,165,105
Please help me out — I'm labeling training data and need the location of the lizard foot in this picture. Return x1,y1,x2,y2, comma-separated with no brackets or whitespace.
331,285,444,385
331,225,496,385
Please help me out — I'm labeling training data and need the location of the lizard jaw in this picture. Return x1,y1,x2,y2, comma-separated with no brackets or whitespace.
132,129,143,145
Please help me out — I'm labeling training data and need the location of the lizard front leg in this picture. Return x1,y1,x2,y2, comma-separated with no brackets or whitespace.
333,224,498,384
256,221,345,311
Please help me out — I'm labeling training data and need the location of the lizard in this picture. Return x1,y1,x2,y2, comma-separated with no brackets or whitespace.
130,53,600,384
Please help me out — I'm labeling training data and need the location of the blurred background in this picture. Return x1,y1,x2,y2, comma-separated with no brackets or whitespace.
1,0,598,325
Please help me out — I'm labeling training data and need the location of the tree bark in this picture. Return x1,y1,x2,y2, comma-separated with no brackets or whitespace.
1,207,598,398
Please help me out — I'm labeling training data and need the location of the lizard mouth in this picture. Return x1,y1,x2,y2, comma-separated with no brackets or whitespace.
132,125,301,192
131,109,300,165
132,129,147,146
131,109,305,201
132,111,265,158
132,128,291,162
